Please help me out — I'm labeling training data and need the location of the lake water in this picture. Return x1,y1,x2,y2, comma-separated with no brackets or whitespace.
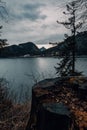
0,57,87,103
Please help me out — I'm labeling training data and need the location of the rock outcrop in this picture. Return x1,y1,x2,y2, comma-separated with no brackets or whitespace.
26,77,87,130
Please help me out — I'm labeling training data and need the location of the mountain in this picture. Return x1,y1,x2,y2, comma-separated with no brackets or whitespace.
0,31,87,57
40,47,46,52
19,42,40,55
42,31,87,56
76,31,87,55
0,42,40,57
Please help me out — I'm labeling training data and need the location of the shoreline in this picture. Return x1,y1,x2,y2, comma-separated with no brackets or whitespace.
0,55,87,59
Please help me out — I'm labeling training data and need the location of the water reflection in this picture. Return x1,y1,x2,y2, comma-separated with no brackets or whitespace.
0,57,87,102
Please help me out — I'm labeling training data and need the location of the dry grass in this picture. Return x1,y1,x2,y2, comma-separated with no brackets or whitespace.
0,101,31,130
0,78,31,130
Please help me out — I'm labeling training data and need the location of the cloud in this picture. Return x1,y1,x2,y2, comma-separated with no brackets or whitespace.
36,34,64,45
22,11,46,21
23,3,45,10
8,2,47,21
1,0,71,48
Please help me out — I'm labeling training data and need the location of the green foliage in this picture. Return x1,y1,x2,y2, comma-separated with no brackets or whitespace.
56,0,86,77
55,37,74,76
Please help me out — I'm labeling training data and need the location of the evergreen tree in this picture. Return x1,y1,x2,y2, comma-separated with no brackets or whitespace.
55,0,85,76
0,1,8,56
0,26,7,47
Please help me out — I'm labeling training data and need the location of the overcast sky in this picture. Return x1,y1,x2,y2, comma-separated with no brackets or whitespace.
1,0,71,48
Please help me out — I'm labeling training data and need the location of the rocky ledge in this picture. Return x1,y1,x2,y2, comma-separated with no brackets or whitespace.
26,76,87,130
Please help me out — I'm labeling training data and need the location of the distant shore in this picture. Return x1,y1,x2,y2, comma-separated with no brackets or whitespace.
0,55,87,59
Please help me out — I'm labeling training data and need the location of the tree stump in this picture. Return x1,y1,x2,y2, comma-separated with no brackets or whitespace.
26,78,79,130
36,103,72,130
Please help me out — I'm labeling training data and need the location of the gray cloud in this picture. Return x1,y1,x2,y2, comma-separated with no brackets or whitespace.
2,0,71,48
23,3,45,11
22,3,47,21
22,11,46,21
9,2,47,21
36,34,64,45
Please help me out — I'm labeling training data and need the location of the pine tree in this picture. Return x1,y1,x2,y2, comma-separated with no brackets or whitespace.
55,0,85,76
0,1,8,56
